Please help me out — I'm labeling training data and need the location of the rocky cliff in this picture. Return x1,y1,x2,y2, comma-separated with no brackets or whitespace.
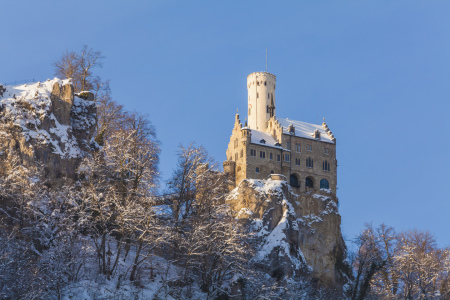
227,178,350,288
0,79,96,186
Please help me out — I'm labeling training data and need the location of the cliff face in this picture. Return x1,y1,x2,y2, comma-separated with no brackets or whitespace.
0,79,96,186
227,178,349,288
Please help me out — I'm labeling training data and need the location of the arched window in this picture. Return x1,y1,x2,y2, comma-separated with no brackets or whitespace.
290,174,299,187
320,179,329,189
270,170,274,174
255,167,260,173
237,166,241,172
305,177,314,189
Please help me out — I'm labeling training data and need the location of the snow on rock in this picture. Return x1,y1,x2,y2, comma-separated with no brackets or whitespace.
227,178,349,288
0,78,97,186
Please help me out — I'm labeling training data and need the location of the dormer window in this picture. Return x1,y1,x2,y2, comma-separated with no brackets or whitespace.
275,142,281,147
288,124,295,134
260,139,266,144
313,129,321,139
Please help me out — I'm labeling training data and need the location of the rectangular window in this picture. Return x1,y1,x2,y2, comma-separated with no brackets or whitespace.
295,158,300,166
260,151,265,159
257,92,259,98
286,141,290,150
324,147,329,155
250,149,256,156
235,153,238,161
284,153,290,162
296,143,301,153
269,153,273,160
307,144,312,152
277,154,281,162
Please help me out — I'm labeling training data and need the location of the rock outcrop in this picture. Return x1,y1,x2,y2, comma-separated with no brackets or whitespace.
227,178,350,288
0,79,96,186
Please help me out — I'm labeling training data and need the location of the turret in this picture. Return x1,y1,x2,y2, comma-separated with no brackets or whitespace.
247,72,276,130
241,119,251,146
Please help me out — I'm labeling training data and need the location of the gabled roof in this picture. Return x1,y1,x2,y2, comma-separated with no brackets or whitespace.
278,118,335,144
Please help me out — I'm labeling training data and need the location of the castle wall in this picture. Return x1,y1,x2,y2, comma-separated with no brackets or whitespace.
226,125,337,195
279,134,337,194
225,72,338,197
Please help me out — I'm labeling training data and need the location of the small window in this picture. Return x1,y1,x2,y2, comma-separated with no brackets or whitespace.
295,158,300,166
255,167,260,173
270,170,274,174
286,141,291,150
250,149,256,157
269,153,273,160
267,105,269,113
235,153,238,161
249,108,251,116
323,160,330,172
234,139,238,149
284,153,290,162
277,154,281,162
320,179,329,189
324,147,329,155
264,81,267,86
240,149,243,158
307,144,312,152
296,143,301,153
260,151,265,159
267,93,269,98
306,157,313,168
257,93,259,98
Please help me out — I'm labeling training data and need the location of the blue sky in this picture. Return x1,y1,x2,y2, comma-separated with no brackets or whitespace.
1,1,449,247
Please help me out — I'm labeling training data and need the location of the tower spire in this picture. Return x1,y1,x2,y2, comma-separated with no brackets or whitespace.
266,48,268,72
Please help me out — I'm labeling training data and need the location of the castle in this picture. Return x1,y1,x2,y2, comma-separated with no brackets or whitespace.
223,72,337,195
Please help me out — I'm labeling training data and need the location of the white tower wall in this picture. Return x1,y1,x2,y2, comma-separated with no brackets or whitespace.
247,72,276,130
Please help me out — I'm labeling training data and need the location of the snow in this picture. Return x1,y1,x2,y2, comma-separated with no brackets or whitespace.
255,197,307,272
0,78,95,159
278,117,335,144
246,178,285,198
250,129,283,149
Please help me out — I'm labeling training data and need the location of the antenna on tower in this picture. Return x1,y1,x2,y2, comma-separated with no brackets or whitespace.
266,48,268,72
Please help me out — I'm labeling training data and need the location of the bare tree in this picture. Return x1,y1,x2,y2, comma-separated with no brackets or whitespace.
53,50,79,84
53,45,105,93
166,143,212,222
394,230,450,299
350,224,385,300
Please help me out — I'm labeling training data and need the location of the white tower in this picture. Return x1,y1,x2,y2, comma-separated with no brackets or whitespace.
247,72,276,130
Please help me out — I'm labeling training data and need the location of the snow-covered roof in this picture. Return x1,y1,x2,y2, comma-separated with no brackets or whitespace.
278,117,335,144
250,129,283,149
